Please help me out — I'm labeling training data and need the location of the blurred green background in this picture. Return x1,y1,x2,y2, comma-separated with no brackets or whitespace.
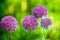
0,0,60,40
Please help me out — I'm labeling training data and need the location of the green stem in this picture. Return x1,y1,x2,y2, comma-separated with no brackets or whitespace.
43,28,45,40
7,32,11,40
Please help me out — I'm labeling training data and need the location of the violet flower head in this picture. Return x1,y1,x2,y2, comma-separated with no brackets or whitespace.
33,5,47,18
22,15,38,31
41,18,52,28
1,16,18,31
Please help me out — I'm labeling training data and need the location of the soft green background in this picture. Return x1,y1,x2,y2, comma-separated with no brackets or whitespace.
0,0,60,40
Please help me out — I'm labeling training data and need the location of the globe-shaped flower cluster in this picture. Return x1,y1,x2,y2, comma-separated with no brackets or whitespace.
1,16,18,31
33,5,47,18
41,18,52,28
22,15,38,31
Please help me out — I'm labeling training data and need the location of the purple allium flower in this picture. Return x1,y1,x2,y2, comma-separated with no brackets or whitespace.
41,18,52,28
22,15,38,31
1,16,18,31
33,5,47,18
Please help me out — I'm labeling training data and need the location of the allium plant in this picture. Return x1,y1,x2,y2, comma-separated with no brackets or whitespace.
22,15,38,31
40,18,52,40
1,16,18,31
41,18,52,28
33,5,47,18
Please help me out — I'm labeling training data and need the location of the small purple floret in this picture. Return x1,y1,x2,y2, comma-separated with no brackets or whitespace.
22,15,38,31
1,16,18,31
41,18,52,28
33,5,47,18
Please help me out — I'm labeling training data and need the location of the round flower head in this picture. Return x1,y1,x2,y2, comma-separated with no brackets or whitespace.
33,5,47,18
41,18,52,28
1,16,18,31
22,15,38,31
